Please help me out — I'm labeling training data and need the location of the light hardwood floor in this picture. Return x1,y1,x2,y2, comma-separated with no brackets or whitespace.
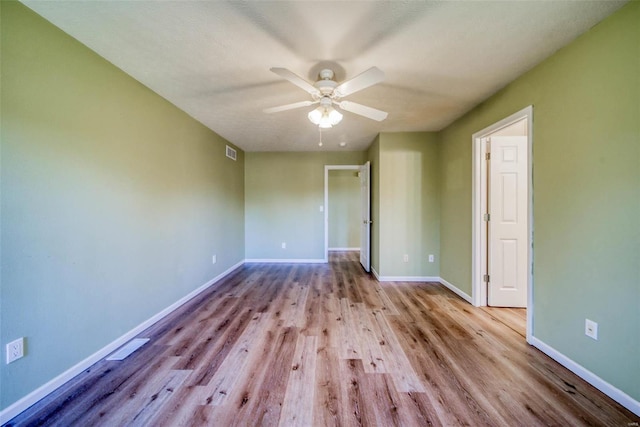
480,306,526,338
7,252,638,426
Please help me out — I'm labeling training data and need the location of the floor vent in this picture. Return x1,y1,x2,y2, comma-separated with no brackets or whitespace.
226,145,237,161
105,338,150,361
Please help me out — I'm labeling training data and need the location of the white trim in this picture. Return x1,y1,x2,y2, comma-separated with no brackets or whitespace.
324,165,361,263
530,336,640,417
375,275,440,283
371,266,381,280
438,277,473,303
244,258,326,264
328,247,360,251
0,260,244,424
471,105,534,341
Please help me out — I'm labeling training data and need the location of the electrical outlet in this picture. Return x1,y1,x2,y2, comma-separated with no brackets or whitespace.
282,242,286,249
428,254,435,263
319,205,324,212
6,338,24,364
585,319,598,340
212,255,217,264
403,254,409,263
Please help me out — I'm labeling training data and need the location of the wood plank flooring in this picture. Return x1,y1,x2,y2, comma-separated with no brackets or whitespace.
480,306,526,338
6,252,638,426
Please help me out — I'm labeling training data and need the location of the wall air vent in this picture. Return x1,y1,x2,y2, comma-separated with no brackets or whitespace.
226,145,237,161
105,338,150,361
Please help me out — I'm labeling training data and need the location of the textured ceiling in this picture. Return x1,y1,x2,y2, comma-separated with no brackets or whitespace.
23,1,626,152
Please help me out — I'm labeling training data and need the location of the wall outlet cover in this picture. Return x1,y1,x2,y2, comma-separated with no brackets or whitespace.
585,319,598,340
6,338,25,364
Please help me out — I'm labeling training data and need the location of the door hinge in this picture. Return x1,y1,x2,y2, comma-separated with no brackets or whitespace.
483,274,490,283
485,152,491,160
483,213,490,221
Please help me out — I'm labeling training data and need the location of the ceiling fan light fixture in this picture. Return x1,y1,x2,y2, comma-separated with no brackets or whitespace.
328,108,343,124
308,107,323,125
308,105,342,128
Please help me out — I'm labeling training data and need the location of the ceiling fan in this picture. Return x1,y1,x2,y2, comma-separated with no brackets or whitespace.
264,67,388,128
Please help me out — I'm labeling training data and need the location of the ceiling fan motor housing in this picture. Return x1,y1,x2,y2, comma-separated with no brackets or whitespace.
319,69,334,80
319,97,332,107
315,69,338,96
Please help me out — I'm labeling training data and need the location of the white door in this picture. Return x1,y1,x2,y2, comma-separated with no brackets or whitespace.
488,136,528,307
360,161,371,272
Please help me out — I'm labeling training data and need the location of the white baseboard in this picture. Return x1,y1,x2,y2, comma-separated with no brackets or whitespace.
245,258,326,264
376,275,440,283
371,266,380,280
530,336,640,417
438,277,473,303
0,260,244,424
328,247,360,251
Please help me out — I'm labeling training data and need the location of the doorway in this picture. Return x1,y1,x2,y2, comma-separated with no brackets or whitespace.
472,106,533,342
324,163,371,272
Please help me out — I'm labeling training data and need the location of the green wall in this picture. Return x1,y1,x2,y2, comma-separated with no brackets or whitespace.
328,170,360,249
439,2,639,400
0,2,245,409
245,151,365,260
372,132,440,278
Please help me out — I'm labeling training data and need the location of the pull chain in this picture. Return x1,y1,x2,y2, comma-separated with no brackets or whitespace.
318,127,323,147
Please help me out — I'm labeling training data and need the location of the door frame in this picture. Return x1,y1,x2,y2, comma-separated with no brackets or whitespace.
471,105,534,342
324,165,362,262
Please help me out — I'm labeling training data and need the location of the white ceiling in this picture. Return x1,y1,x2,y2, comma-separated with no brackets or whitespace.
23,1,626,152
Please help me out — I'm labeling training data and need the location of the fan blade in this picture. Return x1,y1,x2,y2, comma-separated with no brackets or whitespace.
270,68,319,96
338,101,388,121
263,100,315,114
334,67,385,98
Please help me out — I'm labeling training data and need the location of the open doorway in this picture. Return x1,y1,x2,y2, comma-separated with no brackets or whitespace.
327,168,361,251
324,163,371,272
472,106,533,342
